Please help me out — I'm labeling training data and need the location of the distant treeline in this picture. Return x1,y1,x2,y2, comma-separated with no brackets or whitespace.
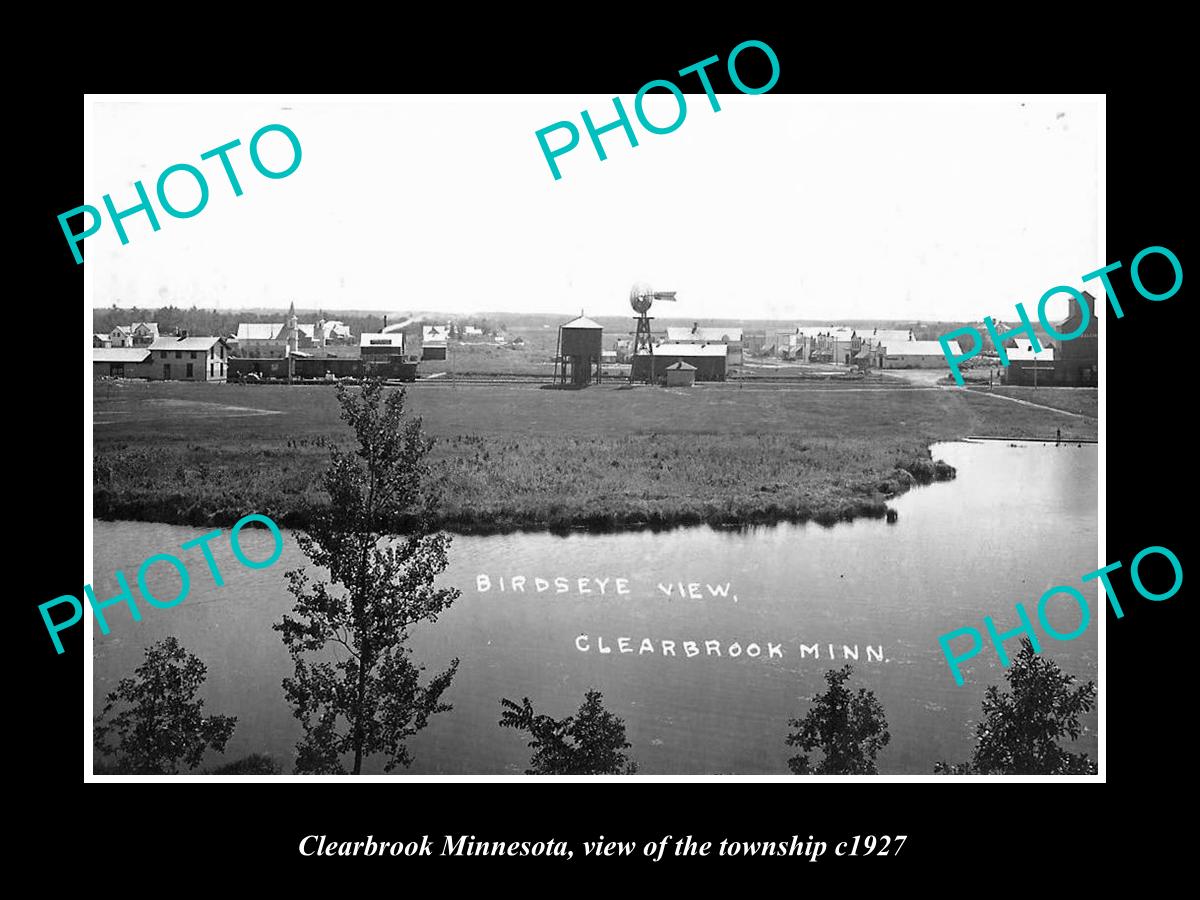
92,307,391,339
91,307,510,340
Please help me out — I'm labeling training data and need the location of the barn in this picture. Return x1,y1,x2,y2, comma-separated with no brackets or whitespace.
632,343,727,382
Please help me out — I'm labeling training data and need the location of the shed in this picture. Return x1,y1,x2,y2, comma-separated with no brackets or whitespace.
664,360,697,387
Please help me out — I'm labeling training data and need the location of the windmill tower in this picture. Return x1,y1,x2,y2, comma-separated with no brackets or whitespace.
629,282,676,384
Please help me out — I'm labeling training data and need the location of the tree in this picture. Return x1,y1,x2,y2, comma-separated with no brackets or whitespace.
786,665,890,774
935,638,1097,775
94,637,237,774
275,379,460,774
500,689,638,774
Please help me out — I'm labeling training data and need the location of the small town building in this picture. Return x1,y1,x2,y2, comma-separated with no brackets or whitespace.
109,326,133,348
1051,290,1097,386
664,360,697,387
800,327,857,365
146,335,229,381
1003,339,1055,386
130,322,160,345
93,333,111,348
359,332,407,374
233,304,331,357
93,348,151,378
322,320,353,343
422,325,449,360
882,340,959,369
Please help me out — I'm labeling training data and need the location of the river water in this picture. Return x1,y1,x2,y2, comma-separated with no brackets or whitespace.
91,440,1098,774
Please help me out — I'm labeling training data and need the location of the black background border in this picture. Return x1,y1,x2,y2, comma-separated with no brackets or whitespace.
20,24,1189,880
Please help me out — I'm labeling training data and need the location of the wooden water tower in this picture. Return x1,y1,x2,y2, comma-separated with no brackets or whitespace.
554,314,604,386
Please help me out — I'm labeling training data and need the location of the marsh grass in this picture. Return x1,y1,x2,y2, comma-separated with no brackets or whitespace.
93,381,1091,534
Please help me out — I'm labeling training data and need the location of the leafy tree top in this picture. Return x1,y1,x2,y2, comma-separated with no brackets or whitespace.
500,689,638,775
936,637,1097,775
786,664,890,775
94,637,236,774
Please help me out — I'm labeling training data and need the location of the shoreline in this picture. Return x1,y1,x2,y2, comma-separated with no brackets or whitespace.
93,453,956,537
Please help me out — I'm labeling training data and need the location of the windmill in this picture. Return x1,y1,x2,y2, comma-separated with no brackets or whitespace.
629,282,676,384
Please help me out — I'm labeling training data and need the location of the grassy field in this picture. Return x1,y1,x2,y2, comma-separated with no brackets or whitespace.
964,386,1098,418
93,380,1097,533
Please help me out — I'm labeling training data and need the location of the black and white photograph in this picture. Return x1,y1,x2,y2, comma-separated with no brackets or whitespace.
81,92,1104,779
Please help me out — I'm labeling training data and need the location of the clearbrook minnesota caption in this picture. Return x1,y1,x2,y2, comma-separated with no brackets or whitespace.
477,574,887,662
300,834,907,860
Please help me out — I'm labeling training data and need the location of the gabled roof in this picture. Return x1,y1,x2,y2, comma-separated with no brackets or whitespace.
423,325,450,342
561,316,603,330
665,361,697,370
883,340,957,356
236,323,284,341
871,329,913,343
798,326,855,338
94,348,151,363
148,336,223,351
666,326,742,342
1008,343,1054,361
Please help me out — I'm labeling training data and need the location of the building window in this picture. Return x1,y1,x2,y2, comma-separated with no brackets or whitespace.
160,351,167,359
190,351,197,359
175,351,182,359
164,364,171,378
186,363,194,378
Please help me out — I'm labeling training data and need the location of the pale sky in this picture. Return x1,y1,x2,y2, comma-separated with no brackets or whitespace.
86,96,1100,322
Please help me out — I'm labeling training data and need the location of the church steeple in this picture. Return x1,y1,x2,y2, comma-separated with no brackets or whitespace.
286,301,298,355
